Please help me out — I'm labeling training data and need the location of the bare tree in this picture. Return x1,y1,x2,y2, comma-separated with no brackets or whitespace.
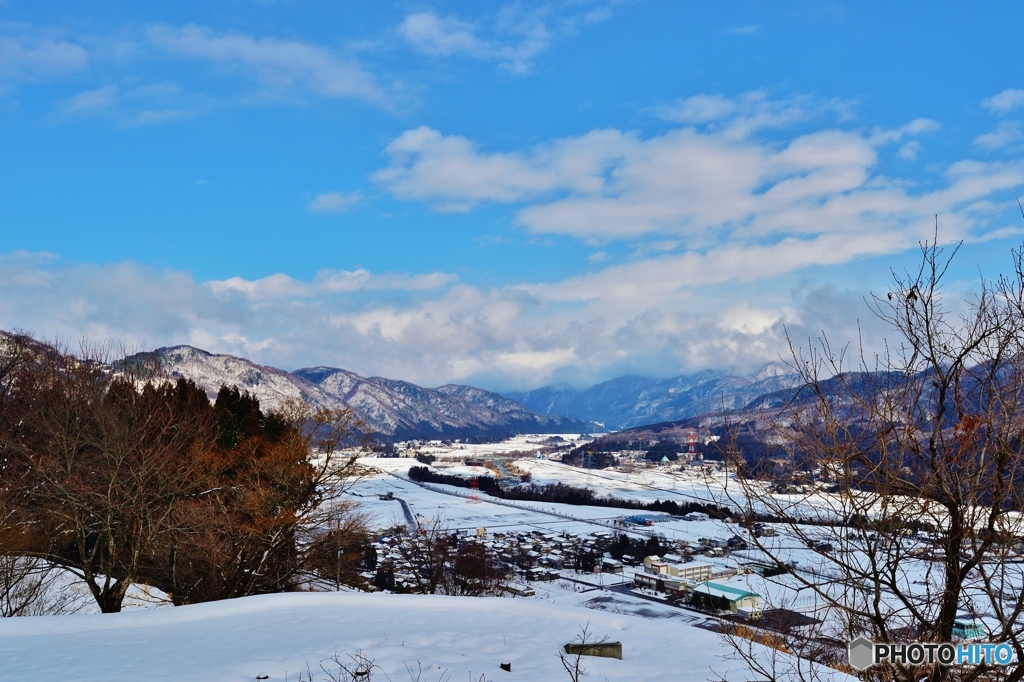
0,332,78,615
392,517,507,597
721,238,1024,682
394,516,455,595
303,510,374,589
442,540,506,597
0,556,52,617
0,330,34,401
319,651,381,682
558,622,609,682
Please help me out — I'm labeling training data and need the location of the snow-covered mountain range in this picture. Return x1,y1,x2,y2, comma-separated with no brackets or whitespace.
137,346,593,440
122,345,800,437
505,363,800,430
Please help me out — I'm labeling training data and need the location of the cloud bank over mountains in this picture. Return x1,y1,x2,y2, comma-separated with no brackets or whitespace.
0,249,881,390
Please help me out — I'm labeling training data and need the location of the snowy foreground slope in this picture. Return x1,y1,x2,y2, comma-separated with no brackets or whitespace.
0,591,849,682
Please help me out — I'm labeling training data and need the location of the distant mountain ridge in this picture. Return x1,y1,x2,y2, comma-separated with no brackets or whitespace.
124,346,802,437
505,363,800,430
136,346,594,440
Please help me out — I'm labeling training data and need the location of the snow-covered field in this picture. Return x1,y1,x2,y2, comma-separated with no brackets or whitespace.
361,457,750,542
400,434,594,459
355,458,1024,633
358,458,755,552
4,445,970,682
510,458,855,521
0,591,852,682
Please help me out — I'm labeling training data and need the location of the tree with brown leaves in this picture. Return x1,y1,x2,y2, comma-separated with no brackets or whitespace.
0,337,369,613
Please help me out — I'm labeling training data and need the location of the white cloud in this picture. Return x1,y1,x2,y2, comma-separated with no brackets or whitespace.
372,125,602,210
982,88,1024,114
62,84,119,114
870,118,939,160
0,249,907,389
399,10,551,74
398,3,622,74
868,117,941,145
657,93,736,124
399,13,488,57
726,24,761,35
974,121,1024,150
902,117,941,134
898,140,921,160
0,253,543,385
655,91,854,138
375,96,988,251
0,32,88,93
147,24,386,105
208,268,458,301
520,232,912,309
309,191,361,213
57,81,196,125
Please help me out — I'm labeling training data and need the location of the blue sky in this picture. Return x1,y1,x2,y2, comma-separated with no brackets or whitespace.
3,1,1024,390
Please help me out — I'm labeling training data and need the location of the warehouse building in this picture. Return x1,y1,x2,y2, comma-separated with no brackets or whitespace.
690,581,762,618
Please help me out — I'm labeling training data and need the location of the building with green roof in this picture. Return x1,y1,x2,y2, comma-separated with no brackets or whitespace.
691,581,762,618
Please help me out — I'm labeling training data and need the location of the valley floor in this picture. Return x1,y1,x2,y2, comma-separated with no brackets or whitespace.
0,450,876,682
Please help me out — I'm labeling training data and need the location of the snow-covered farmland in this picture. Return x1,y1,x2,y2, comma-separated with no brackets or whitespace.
355,457,1024,641
7,445,1006,682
